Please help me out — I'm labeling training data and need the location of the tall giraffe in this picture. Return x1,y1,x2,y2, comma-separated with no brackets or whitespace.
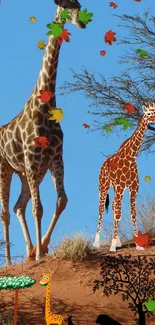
40,273,63,325
93,102,155,252
0,0,86,266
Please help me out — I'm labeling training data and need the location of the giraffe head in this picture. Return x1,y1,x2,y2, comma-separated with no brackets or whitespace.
142,102,155,123
54,0,86,29
40,273,52,286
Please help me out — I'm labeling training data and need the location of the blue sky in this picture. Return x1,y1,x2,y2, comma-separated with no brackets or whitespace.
0,0,155,263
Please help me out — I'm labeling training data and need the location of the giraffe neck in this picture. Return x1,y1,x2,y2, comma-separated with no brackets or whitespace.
26,7,65,114
46,283,52,316
119,115,148,157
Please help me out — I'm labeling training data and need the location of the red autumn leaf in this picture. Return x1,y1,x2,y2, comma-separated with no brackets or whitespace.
109,2,118,9
108,161,118,170
37,90,52,102
82,123,90,129
104,30,116,45
134,231,152,248
100,50,106,56
57,29,71,45
123,103,136,114
33,136,50,149
134,0,141,2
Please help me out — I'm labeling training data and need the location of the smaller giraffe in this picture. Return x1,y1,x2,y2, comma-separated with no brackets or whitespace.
93,102,155,252
40,273,63,325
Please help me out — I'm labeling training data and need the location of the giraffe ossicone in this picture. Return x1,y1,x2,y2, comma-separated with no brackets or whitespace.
93,102,155,252
0,0,86,266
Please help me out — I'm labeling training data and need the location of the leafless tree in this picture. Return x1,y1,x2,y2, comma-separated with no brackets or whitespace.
59,9,155,153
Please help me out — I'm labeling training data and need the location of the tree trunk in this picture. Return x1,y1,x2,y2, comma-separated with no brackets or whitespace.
138,302,146,325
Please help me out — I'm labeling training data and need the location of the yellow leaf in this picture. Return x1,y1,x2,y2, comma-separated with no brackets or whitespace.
144,176,151,182
29,16,36,23
48,108,64,123
37,40,46,50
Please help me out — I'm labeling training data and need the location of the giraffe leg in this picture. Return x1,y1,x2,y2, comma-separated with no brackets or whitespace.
25,167,44,260
13,173,33,258
110,189,124,252
41,157,68,252
129,188,144,251
0,160,13,266
93,176,110,248
13,170,47,260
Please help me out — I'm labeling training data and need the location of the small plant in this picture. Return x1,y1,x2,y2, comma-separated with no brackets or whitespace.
51,233,93,260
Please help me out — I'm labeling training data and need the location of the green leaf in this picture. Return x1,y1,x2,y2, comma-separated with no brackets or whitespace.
60,9,71,22
78,8,93,25
104,125,112,132
114,117,133,130
46,31,53,35
46,22,63,38
46,23,53,29
135,48,149,58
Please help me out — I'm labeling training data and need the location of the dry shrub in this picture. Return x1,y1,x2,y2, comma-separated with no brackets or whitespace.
50,233,93,260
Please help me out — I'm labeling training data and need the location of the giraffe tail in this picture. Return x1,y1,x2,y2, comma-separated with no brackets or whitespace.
105,193,109,213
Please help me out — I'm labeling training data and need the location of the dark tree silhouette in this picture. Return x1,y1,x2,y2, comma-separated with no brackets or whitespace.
93,255,155,325
59,10,155,153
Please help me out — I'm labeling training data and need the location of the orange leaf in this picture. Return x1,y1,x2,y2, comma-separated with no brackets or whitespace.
33,136,50,149
100,50,106,56
109,2,118,9
134,231,152,248
104,30,116,45
57,29,71,44
37,90,52,102
82,123,90,129
123,103,136,114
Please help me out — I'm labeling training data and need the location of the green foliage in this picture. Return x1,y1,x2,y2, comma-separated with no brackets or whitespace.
104,125,112,133
0,276,36,290
51,233,93,260
135,48,149,58
46,22,63,37
78,8,93,25
114,117,133,130
60,9,71,22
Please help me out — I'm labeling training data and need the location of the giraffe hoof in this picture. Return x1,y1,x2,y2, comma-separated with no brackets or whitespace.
136,245,145,251
29,245,49,259
92,241,100,248
110,246,116,252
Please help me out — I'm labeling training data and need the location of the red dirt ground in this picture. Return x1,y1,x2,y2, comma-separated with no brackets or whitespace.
0,240,155,325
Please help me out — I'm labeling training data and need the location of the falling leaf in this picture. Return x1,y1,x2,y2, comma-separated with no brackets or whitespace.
135,49,149,58
100,50,106,56
144,176,151,182
109,2,118,9
46,22,63,38
37,90,52,102
104,125,112,132
78,8,93,25
104,30,116,45
134,0,141,2
114,117,133,130
33,137,50,149
82,123,90,129
123,103,136,114
60,9,71,22
56,29,71,45
37,40,46,50
134,231,152,248
144,298,155,312
107,161,117,170
48,108,64,123
29,16,36,23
